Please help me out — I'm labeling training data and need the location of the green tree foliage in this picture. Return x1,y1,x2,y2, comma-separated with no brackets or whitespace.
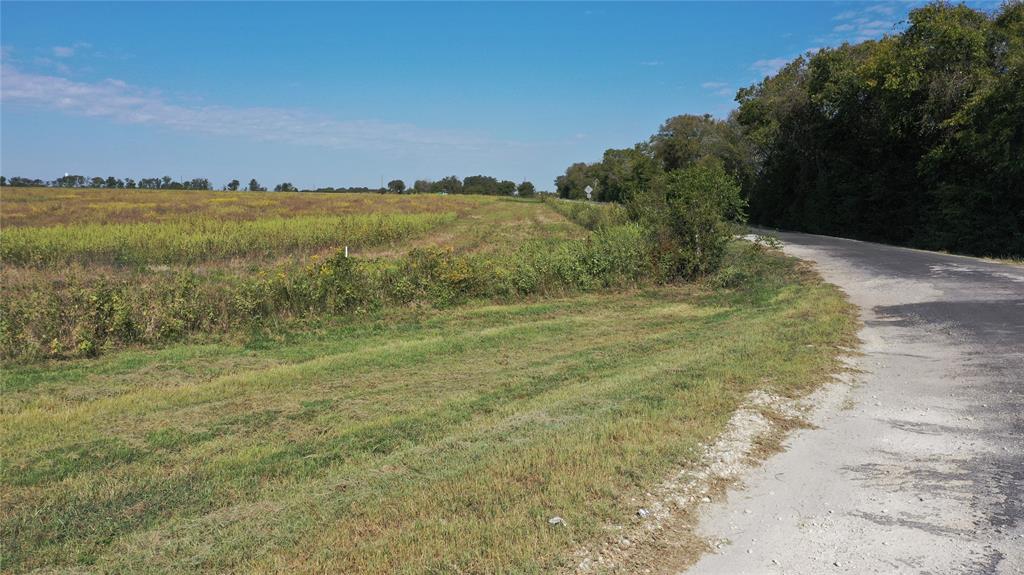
387,179,406,194
736,1,1023,256
463,175,500,195
227,179,240,191
248,179,265,192
434,176,463,195
628,160,746,278
516,181,536,197
555,162,598,200
412,180,432,194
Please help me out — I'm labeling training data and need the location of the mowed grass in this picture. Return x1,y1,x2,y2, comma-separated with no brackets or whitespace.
0,246,858,573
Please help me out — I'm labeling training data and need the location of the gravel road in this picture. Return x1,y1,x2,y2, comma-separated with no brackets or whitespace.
686,231,1023,574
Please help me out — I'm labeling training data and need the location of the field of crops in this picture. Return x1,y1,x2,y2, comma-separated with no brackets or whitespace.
0,186,857,573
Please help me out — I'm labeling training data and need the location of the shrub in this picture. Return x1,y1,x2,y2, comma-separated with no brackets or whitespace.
628,160,746,279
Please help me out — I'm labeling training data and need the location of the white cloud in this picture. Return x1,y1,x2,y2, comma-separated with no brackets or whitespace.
826,4,902,44
700,81,734,98
750,58,789,75
640,60,663,67
0,64,491,151
865,4,896,15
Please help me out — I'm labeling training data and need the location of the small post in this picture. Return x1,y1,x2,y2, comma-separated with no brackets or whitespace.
344,245,349,258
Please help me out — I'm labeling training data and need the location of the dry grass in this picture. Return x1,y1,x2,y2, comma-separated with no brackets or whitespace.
1,187,478,228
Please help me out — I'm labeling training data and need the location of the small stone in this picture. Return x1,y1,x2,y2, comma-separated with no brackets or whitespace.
637,508,650,518
834,561,841,567
702,496,712,503
548,516,565,526
744,509,752,514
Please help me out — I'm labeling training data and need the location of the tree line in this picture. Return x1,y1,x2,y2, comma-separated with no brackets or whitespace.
0,174,540,198
557,1,1022,257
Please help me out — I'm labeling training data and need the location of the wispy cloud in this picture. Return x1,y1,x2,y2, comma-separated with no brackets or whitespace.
640,60,663,67
51,42,90,58
0,64,492,152
750,58,789,76
700,81,734,97
824,3,902,44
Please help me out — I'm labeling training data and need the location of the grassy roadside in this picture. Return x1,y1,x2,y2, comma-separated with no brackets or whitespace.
0,242,857,573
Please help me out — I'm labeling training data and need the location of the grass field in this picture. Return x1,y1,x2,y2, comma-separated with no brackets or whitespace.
0,187,857,573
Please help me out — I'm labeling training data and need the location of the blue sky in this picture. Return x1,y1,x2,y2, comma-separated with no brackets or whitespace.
0,1,989,190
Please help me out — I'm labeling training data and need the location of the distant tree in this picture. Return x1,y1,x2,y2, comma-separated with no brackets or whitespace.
463,175,500,195
516,181,536,197
124,178,136,189
90,176,105,188
188,178,211,190
434,175,463,194
593,144,662,203
387,179,406,194
274,182,297,192
227,179,240,191
412,179,432,194
160,176,172,189
105,176,118,188
248,179,264,192
555,163,598,200
497,180,517,196
0,176,6,186
10,177,44,187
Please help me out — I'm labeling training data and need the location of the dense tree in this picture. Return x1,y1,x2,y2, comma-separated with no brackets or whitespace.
274,182,297,192
0,176,6,186
248,179,264,192
555,163,598,200
735,1,1023,256
227,179,240,191
412,180,433,194
434,175,463,195
387,179,406,194
516,181,536,197
497,180,517,196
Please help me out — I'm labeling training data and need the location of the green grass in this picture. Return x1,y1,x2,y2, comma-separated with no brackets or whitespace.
0,244,857,574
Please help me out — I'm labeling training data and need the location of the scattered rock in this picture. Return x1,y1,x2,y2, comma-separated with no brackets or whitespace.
637,508,649,518
549,516,565,526
702,496,712,503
